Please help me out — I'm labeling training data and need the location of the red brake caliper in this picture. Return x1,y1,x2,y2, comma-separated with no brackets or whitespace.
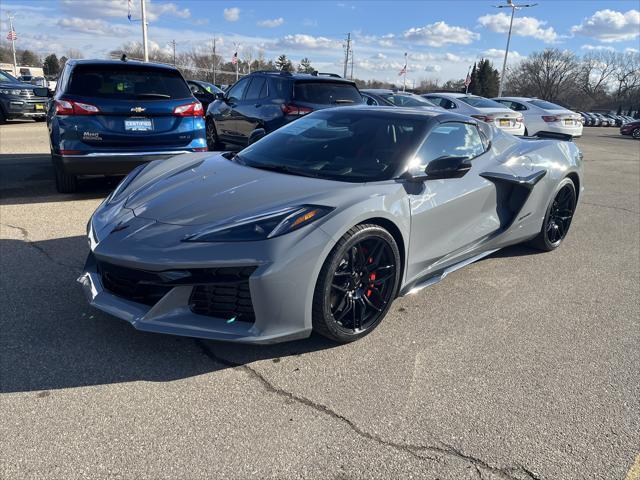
367,270,375,297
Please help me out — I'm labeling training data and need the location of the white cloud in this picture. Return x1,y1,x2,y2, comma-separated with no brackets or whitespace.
277,34,341,50
444,53,462,62
478,12,558,43
580,44,615,51
223,7,240,22
424,65,442,73
571,9,640,43
257,17,284,28
57,17,129,36
482,48,523,62
59,0,190,22
625,47,639,54
403,21,479,47
372,53,387,59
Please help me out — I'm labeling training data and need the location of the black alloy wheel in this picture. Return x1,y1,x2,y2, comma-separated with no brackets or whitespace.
632,128,640,139
313,224,401,342
206,119,223,150
530,178,576,251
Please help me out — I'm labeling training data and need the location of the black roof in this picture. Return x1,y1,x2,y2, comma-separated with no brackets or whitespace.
249,70,355,83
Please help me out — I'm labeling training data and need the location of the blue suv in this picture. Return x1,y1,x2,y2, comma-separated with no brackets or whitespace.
47,59,206,193
205,71,363,149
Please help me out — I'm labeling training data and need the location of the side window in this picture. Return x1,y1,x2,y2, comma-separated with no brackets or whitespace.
442,98,457,109
416,122,486,168
426,96,443,107
189,82,204,94
226,77,250,102
259,79,269,99
363,94,378,106
511,101,527,111
270,77,289,99
245,77,266,100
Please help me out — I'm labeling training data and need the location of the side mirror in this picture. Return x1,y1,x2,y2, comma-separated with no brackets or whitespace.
215,92,225,100
248,128,266,145
424,156,472,179
33,87,49,98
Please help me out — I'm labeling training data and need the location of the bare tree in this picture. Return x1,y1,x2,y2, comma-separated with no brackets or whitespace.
242,46,254,74
579,50,617,98
507,49,579,102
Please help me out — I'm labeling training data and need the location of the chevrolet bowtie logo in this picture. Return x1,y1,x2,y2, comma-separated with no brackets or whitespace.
131,106,146,113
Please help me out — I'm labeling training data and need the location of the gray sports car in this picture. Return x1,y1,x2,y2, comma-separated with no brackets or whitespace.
79,107,583,344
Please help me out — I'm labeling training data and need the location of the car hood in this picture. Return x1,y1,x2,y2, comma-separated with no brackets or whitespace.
0,81,38,90
122,152,351,227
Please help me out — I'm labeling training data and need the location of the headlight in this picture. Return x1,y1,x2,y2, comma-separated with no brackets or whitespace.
105,163,147,204
0,89,21,95
183,205,334,242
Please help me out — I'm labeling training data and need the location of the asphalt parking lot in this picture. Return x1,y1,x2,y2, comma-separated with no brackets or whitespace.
1,121,638,480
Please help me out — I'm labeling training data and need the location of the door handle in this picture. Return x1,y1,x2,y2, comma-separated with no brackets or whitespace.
254,103,262,108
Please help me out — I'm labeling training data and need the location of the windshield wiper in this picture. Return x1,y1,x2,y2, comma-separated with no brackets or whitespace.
249,163,320,178
136,93,171,99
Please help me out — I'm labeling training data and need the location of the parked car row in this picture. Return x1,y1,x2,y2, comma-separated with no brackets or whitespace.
578,111,635,127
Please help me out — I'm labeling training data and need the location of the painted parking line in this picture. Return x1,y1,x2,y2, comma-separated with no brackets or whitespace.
625,454,640,480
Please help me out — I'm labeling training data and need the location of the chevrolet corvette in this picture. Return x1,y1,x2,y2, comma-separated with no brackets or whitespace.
79,107,583,344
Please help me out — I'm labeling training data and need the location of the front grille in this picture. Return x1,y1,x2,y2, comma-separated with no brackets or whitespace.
189,268,256,323
96,259,257,320
98,262,173,306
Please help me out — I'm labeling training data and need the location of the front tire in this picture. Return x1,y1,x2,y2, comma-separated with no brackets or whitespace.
206,119,224,150
632,128,640,139
529,178,576,251
312,224,401,343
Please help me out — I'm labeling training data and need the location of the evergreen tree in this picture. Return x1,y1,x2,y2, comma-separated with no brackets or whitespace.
19,50,40,67
275,54,293,72
476,59,500,98
43,54,60,76
297,57,314,74
468,62,478,94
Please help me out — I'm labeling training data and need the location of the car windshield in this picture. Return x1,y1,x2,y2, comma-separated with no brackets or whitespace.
529,99,565,110
459,96,506,108
294,81,364,105
237,110,428,182
382,93,437,107
0,71,18,83
198,81,223,94
67,64,191,100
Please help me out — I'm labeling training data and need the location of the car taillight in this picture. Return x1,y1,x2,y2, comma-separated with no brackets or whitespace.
470,114,495,123
55,99,100,115
542,115,559,122
281,103,313,116
174,101,204,117
516,116,523,123
192,147,208,152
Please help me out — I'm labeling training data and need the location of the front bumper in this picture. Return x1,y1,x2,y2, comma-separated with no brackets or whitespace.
54,151,200,176
1,96,47,118
78,216,336,344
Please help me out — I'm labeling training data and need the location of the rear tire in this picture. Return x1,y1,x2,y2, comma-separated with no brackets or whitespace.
632,128,640,139
206,119,224,151
34,117,46,123
312,224,401,343
54,164,78,193
529,178,576,251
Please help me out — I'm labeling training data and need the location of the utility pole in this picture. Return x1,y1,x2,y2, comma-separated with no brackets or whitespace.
169,40,176,65
140,0,149,62
7,14,18,76
493,0,537,97
212,37,217,85
403,52,407,92
350,47,354,80
343,32,351,79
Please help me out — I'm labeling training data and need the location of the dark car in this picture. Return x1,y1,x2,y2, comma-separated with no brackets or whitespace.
0,70,48,123
205,71,363,150
187,79,224,112
620,120,640,139
361,89,442,110
47,59,207,193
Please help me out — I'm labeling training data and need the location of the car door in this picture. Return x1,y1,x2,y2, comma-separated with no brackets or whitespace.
232,76,267,140
188,81,214,111
216,77,251,143
406,121,502,281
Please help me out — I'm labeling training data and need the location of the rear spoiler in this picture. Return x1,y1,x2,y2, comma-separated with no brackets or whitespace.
522,131,574,142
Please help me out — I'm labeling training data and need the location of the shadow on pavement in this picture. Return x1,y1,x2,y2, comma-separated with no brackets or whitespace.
0,153,119,205
0,234,337,394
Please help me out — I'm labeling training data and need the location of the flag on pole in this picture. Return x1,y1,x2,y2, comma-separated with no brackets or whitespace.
398,53,407,76
6,29,17,41
464,72,471,87
231,51,238,65
127,0,133,21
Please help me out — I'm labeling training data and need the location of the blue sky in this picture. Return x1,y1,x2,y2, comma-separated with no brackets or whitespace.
1,0,638,82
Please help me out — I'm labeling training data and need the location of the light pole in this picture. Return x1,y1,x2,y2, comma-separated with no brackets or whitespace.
493,0,537,97
140,0,149,62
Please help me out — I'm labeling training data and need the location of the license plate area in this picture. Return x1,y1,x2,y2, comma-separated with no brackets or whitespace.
34,104,45,111
499,119,511,127
564,119,574,126
125,118,153,131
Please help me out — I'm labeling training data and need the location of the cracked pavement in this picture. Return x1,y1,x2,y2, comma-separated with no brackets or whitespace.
1,122,638,479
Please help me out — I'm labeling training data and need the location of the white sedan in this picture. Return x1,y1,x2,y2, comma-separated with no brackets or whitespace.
422,92,525,136
493,97,583,138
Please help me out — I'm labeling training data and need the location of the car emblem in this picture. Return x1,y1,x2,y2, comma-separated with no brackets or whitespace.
131,106,146,113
